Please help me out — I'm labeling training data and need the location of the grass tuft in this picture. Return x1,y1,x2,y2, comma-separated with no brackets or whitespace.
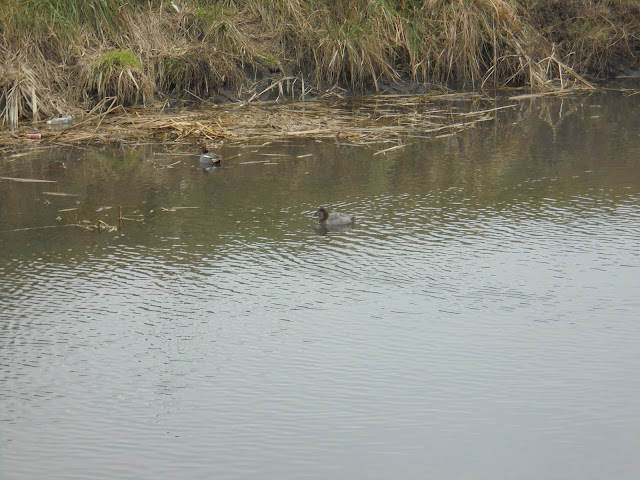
0,48,71,128
81,49,152,108
94,50,142,71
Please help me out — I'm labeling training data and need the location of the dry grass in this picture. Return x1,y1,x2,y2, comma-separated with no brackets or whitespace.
0,93,523,152
79,48,154,108
527,0,640,78
0,47,74,128
1,0,638,128
303,1,401,90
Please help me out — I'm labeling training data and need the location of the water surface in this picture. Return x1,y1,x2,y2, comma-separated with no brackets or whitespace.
1,93,639,479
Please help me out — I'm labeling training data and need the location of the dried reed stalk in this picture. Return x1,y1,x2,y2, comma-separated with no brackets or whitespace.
0,94,527,151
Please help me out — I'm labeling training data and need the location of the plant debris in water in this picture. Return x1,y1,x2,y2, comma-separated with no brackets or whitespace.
1,93,536,151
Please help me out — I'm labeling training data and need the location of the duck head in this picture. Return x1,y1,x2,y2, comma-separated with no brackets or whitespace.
313,207,329,222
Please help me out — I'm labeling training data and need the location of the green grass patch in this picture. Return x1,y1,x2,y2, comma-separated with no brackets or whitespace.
4,0,122,40
94,50,142,71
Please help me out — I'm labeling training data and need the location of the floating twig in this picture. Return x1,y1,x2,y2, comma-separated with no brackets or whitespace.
42,191,78,196
0,176,56,183
160,206,199,212
374,144,406,156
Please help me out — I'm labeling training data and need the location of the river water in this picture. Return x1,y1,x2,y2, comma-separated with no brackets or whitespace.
1,93,639,479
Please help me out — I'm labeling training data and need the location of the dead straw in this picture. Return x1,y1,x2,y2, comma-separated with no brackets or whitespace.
0,93,557,152
0,176,57,183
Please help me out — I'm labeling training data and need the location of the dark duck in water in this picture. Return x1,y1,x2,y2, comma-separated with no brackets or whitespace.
200,145,221,171
313,207,356,226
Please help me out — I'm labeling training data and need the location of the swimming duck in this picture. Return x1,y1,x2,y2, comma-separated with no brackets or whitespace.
313,207,356,226
200,145,221,171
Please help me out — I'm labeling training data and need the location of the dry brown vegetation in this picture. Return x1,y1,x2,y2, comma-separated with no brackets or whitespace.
1,92,523,152
1,0,639,132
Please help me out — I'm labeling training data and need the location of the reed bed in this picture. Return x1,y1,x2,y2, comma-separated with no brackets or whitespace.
1,0,638,129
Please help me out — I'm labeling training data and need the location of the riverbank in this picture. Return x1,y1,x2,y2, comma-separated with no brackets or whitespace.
1,0,639,131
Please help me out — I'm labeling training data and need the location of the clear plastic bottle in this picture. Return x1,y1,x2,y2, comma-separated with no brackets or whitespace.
46,116,73,125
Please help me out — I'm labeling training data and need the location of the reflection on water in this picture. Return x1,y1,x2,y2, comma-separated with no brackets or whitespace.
1,93,639,480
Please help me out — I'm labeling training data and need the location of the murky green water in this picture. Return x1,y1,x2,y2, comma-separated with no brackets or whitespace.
1,93,639,479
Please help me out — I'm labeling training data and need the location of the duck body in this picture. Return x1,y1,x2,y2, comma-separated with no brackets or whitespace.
313,207,356,226
200,146,221,170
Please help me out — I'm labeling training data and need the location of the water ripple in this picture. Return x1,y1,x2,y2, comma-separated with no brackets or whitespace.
2,121,640,480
